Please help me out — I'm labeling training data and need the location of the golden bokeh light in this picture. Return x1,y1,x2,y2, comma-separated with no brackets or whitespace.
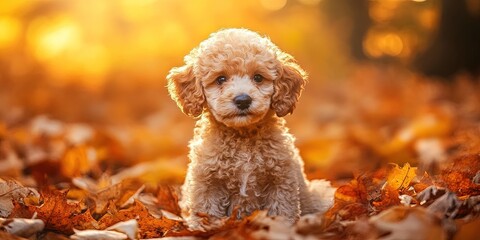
0,0,440,89
0,1,30,15
0,16,21,50
418,8,438,30
298,0,322,6
27,15,81,61
382,33,403,56
369,1,399,23
260,0,288,11
59,44,110,85
364,29,404,58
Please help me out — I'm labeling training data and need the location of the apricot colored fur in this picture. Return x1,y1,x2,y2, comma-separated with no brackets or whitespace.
167,28,334,230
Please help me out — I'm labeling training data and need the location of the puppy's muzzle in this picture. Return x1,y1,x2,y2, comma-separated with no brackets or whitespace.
233,94,252,110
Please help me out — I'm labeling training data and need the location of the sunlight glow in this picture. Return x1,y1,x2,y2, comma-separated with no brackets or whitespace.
0,17,21,50
298,0,322,6
260,0,287,11
27,15,81,61
0,0,439,88
364,31,404,58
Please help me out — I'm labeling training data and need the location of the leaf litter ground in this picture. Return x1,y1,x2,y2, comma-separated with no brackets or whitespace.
1,66,480,239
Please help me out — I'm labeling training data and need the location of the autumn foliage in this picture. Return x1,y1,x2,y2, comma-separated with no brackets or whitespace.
0,66,479,239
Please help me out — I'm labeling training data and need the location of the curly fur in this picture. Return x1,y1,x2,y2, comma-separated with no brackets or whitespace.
167,28,333,230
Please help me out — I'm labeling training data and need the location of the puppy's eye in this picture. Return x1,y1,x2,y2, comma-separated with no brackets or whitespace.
216,76,227,85
253,74,264,83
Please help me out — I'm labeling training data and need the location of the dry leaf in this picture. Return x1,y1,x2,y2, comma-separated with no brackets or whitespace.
1,62,480,239
368,206,447,240
0,179,39,217
372,184,400,211
105,219,138,240
12,188,97,234
427,191,461,218
155,185,181,215
415,138,447,170
386,163,417,190
441,154,480,196
110,159,186,185
61,146,96,178
98,200,185,239
71,229,128,240
0,142,23,177
0,217,45,237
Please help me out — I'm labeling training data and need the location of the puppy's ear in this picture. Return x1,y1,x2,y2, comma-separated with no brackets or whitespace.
167,64,205,117
271,55,307,117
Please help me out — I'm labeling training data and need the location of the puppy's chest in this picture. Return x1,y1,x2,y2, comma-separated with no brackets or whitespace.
211,140,276,193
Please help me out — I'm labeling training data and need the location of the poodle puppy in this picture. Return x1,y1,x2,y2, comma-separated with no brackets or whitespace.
167,28,334,229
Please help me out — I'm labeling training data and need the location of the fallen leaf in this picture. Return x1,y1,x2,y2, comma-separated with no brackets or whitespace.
0,217,45,238
30,116,64,137
412,171,435,194
0,142,23,177
427,191,461,218
73,177,145,215
368,206,447,240
441,154,480,196
12,188,97,234
70,229,128,240
415,138,447,171
382,112,452,155
0,179,39,217
417,186,447,206
60,146,96,178
98,200,185,239
105,219,138,240
372,184,400,211
386,163,417,190
110,159,186,185
155,185,181,215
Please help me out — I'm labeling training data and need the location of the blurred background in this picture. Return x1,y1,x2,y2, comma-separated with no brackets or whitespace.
1,0,480,183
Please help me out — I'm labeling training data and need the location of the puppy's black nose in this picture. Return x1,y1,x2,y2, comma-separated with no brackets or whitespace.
233,94,252,110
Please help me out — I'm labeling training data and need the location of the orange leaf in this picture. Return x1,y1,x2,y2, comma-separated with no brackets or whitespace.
334,181,360,203
386,163,417,190
23,188,96,234
98,200,185,239
372,185,400,211
441,154,480,196
60,146,94,178
156,185,181,215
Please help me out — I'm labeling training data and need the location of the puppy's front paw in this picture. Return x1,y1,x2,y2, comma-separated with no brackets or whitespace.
267,207,298,225
184,214,225,232
184,215,209,232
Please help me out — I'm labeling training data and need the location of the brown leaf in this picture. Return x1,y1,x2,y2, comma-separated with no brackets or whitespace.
0,178,39,218
440,154,480,197
60,146,95,178
372,185,401,212
13,188,97,234
368,206,448,240
413,171,435,194
98,200,185,239
156,185,181,215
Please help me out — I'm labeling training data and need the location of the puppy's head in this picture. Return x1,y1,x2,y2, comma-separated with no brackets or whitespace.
167,28,307,128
